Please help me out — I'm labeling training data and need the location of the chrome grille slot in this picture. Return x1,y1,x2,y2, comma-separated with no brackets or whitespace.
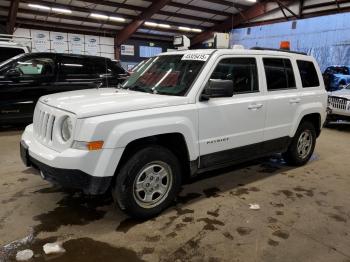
33,107,56,143
329,96,348,111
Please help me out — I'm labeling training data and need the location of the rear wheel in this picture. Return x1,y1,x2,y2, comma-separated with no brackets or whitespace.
112,145,182,219
283,121,316,166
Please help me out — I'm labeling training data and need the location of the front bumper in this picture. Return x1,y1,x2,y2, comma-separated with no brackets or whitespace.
21,125,124,195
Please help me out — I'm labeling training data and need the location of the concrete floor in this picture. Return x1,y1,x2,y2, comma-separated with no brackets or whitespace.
0,125,350,262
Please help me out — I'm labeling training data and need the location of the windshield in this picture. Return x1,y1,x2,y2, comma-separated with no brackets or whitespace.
122,55,206,96
326,66,350,75
0,53,25,68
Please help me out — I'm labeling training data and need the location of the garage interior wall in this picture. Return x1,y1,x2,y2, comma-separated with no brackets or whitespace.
119,39,172,70
231,12,350,71
13,28,115,59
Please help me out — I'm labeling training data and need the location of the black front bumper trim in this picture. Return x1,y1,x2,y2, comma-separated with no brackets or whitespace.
20,141,112,195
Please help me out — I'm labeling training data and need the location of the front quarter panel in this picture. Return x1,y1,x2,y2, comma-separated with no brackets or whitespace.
74,104,199,161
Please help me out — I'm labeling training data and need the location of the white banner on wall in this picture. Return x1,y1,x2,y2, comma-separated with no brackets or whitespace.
121,44,135,56
85,35,99,55
32,30,50,52
51,32,67,53
68,34,84,54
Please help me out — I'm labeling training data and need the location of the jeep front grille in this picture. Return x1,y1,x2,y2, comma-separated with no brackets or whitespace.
33,109,56,142
328,96,349,111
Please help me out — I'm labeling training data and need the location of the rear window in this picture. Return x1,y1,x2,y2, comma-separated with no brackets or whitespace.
0,47,25,63
297,60,320,87
263,58,296,91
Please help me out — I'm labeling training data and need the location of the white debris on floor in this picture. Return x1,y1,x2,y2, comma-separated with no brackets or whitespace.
248,203,260,210
43,242,66,255
15,249,33,261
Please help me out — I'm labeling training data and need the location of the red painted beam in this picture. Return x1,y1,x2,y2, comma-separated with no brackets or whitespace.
116,0,171,46
6,0,19,34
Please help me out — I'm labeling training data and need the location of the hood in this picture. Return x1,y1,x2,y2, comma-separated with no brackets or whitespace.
329,88,350,100
39,88,189,118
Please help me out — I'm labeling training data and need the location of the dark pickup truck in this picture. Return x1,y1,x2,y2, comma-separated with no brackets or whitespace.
0,52,128,125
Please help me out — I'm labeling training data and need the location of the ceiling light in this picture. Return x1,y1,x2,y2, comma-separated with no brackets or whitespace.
52,7,72,14
158,24,171,28
145,22,158,27
28,4,50,10
191,28,202,33
90,13,108,20
178,26,191,31
109,16,125,22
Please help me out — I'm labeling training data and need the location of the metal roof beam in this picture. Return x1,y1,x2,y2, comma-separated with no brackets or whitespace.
116,0,172,46
6,0,19,34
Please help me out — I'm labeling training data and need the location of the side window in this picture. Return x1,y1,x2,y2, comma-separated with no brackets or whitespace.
297,60,320,88
263,58,296,91
93,58,112,75
14,57,54,76
210,57,259,94
60,57,93,76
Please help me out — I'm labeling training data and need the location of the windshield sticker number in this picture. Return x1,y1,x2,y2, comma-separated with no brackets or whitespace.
181,54,209,61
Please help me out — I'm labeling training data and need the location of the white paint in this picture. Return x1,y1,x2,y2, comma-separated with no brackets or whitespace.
22,48,327,182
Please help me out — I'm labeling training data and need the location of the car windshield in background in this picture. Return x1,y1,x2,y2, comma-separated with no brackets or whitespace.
122,55,206,96
327,66,350,75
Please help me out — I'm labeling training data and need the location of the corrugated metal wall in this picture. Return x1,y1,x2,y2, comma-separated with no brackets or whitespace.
230,12,350,71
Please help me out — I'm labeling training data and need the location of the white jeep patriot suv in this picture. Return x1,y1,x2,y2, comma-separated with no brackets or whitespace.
21,48,327,218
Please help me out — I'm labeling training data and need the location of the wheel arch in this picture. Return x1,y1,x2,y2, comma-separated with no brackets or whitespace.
114,133,193,182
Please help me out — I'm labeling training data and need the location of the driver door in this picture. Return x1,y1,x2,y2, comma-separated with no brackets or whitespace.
0,54,56,123
197,56,267,169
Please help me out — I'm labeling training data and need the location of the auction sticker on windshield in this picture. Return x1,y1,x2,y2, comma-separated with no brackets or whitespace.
182,53,210,61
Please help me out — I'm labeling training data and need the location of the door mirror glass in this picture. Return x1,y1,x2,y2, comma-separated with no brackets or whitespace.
202,79,234,99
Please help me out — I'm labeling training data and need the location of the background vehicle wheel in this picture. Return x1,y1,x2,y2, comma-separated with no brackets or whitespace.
283,121,316,166
112,145,182,219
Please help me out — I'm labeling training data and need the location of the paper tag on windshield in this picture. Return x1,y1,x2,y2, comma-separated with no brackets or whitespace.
181,53,210,61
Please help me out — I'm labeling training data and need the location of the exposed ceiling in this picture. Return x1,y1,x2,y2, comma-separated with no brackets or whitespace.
2,0,350,45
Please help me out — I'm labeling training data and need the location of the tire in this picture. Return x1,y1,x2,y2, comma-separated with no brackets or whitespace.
282,121,316,166
112,145,182,219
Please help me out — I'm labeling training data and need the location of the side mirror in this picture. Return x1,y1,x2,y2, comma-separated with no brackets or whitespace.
200,79,234,101
5,68,20,78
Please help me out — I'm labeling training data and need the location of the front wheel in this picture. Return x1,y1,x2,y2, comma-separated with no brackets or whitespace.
112,145,182,219
283,121,316,166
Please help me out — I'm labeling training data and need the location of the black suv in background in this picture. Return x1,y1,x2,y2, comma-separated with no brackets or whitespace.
0,53,128,125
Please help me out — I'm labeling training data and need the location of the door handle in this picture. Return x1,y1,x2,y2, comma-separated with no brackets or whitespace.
248,103,263,110
289,98,301,104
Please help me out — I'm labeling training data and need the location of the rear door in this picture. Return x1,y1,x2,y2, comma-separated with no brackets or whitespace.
55,55,99,92
262,56,300,151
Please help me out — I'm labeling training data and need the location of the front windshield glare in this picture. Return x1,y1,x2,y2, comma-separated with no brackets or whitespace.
122,55,205,96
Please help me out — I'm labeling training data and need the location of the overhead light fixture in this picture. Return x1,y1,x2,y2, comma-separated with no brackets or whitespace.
178,26,191,31
109,16,125,22
28,4,50,10
158,24,171,28
191,28,202,33
145,21,158,27
90,13,109,20
52,7,72,14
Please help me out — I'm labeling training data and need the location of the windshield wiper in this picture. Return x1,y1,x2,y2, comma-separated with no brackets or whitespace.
128,85,153,93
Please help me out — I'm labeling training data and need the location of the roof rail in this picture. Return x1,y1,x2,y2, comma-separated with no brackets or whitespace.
250,47,307,56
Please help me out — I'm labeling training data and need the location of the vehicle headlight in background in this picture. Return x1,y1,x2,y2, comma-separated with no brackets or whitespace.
61,116,73,141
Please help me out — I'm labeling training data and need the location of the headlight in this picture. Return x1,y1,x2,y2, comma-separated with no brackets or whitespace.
61,116,73,142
